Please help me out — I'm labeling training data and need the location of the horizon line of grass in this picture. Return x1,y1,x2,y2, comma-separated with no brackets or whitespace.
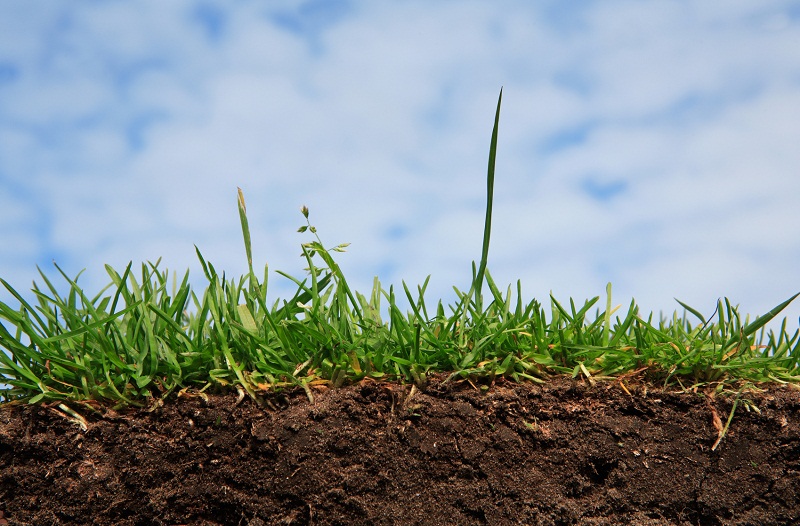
1,90,799,409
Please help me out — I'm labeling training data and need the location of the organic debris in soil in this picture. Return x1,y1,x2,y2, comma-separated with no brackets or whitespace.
1,376,799,526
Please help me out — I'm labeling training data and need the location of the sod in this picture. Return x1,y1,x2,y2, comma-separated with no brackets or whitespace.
1,90,798,525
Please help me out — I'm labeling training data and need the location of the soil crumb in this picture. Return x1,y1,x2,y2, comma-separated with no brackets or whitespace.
2,376,799,525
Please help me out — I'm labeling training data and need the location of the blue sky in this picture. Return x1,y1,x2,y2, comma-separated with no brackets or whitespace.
1,1,800,332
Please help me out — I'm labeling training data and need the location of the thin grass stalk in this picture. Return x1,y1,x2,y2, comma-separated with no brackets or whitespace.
474,88,502,311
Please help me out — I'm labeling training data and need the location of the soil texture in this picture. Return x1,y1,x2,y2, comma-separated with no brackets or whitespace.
1,375,799,526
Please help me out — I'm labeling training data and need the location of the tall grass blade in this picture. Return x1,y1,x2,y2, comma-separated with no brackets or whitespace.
473,87,502,312
237,187,259,292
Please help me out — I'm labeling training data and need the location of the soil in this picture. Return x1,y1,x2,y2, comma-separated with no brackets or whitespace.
1,375,799,526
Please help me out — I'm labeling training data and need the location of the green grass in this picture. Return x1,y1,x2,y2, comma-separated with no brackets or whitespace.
1,90,799,408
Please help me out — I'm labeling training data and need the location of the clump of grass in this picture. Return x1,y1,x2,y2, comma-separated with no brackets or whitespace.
1,90,799,408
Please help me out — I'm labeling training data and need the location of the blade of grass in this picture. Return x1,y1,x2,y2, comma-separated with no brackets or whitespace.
473,87,502,313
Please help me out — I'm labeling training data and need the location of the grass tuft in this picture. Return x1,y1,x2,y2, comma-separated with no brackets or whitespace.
1,89,799,406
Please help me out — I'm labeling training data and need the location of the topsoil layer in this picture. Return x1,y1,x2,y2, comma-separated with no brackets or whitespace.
1,375,799,526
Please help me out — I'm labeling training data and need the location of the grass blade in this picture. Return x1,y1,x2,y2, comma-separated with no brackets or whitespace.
473,87,502,312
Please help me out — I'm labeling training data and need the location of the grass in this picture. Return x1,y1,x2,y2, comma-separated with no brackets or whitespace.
1,89,799,409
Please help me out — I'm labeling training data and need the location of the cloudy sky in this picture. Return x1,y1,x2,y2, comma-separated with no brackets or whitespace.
1,1,799,333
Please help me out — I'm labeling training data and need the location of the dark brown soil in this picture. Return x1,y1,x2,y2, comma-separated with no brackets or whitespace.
1,375,799,526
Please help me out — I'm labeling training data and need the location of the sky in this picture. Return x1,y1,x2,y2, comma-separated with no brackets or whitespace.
1,1,800,335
